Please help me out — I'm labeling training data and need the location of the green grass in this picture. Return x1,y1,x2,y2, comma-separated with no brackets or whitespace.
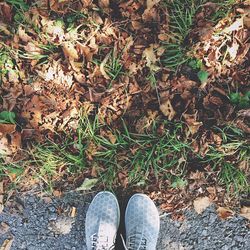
1,115,249,195
6,0,29,24
161,0,204,69
93,48,124,87
202,125,250,194
161,0,237,70
219,162,249,194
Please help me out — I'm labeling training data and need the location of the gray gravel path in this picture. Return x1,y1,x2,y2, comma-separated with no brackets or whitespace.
0,192,249,250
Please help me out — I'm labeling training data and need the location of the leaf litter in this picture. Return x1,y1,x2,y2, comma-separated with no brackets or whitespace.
0,0,249,216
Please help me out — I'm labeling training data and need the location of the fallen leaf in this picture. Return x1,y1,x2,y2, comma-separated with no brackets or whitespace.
70,207,77,217
143,44,159,70
193,196,212,214
76,178,98,191
0,182,3,213
18,26,32,43
223,18,243,34
48,217,74,235
217,207,234,220
0,238,13,250
227,41,239,61
160,99,176,120
53,190,62,197
62,42,79,60
0,2,12,22
100,53,111,80
240,206,250,220
147,0,160,9
0,222,10,235
183,113,203,135
118,171,128,188
98,0,109,8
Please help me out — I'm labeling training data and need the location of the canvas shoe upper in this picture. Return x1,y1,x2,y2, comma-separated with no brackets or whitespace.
125,194,160,250
85,191,120,250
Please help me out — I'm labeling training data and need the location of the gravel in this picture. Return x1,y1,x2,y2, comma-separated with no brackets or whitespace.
0,192,249,250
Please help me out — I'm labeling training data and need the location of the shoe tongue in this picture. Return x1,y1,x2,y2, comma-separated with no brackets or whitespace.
91,221,115,250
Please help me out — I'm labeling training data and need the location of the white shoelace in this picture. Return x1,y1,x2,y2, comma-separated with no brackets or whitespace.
122,233,148,250
90,221,115,250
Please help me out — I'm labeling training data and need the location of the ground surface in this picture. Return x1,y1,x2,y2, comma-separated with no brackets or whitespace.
0,192,249,250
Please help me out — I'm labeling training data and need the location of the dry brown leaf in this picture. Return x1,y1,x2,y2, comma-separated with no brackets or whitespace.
0,22,11,35
240,206,250,220
147,0,160,9
193,196,212,214
143,45,157,68
183,113,203,135
18,26,32,43
0,182,3,214
0,222,10,235
62,42,79,60
0,238,13,250
70,207,77,218
118,171,128,188
0,124,16,135
98,0,109,8
100,53,110,80
0,2,12,22
216,207,234,220
243,14,250,28
160,99,176,120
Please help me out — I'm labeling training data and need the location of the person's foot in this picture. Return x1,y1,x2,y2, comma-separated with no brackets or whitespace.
125,194,160,250
85,191,120,250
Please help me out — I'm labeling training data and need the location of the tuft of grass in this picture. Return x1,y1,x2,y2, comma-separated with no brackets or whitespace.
210,0,237,23
27,142,86,192
161,0,204,69
6,0,29,24
201,125,250,194
93,48,124,87
82,119,190,188
161,0,237,70
219,162,249,194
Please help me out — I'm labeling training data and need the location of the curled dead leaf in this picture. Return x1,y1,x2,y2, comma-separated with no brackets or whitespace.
216,207,234,220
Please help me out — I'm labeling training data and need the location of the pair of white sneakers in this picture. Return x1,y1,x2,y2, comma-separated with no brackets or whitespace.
85,192,160,250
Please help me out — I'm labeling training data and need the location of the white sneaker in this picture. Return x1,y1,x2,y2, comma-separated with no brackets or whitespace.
85,191,120,250
125,194,160,250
